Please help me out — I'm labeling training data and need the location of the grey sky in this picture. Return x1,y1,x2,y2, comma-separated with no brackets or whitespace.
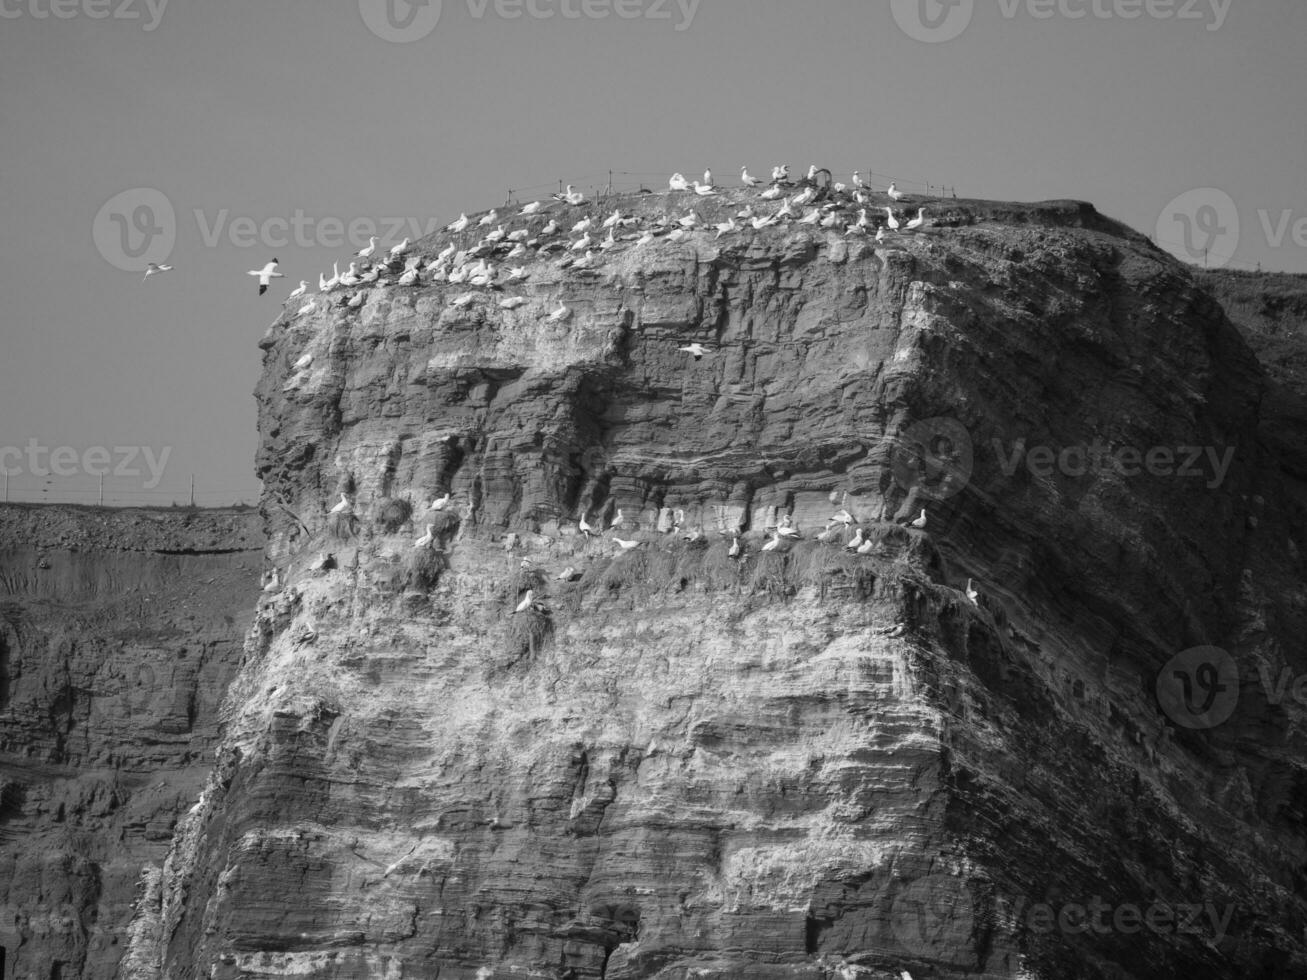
1,0,1303,505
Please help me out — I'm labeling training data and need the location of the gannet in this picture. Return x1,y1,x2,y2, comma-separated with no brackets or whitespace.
548,301,570,322
741,166,760,187
792,185,817,207
668,172,689,191
318,271,332,291
339,262,360,287
884,207,901,231
728,536,741,558
715,217,738,237
966,579,979,605
599,228,618,250
507,266,528,280
844,527,864,551
770,165,787,181
572,250,597,270
778,523,801,539
513,589,536,614
415,524,435,549
857,537,876,554
563,185,585,205
909,508,927,529
703,168,713,186
677,211,700,229
761,531,783,552
485,225,507,243
451,292,477,307
570,232,592,252
558,566,578,581
799,208,821,225
448,213,470,232
906,208,926,231
428,492,451,511
294,352,313,369
398,268,419,286
820,211,841,229
499,296,527,309
348,290,365,308
806,164,818,180
601,210,623,230
679,343,710,361
541,218,560,236
571,215,594,234
667,228,689,243
520,200,545,217
289,280,308,299
389,238,410,257
248,259,284,295
875,226,886,243
853,171,867,190
692,181,717,196
478,209,498,227
296,301,316,317
888,183,904,201
776,197,797,219
142,262,173,281
816,524,840,543
751,214,777,230
357,237,377,258
330,493,352,514
612,537,642,551
636,230,656,246
832,509,853,526
578,512,595,537
505,228,529,242
505,243,528,259
610,508,624,528
760,184,784,201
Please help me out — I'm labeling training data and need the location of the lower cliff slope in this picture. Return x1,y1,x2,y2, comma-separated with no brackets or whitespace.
126,188,1307,978
0,506,263,979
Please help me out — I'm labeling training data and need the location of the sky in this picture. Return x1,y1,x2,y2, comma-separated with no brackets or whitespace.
1,0,1304,507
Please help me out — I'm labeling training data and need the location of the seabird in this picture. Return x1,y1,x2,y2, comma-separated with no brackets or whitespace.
703,168,713,186
389,238,410,257
816,523,840,543
558,566,578,581
415,524,435,549
806,164,818,180
478,209,498,227
142,262,173,281
612,536,642,551
760,531,783,552
728,536,741,558
248,259,285,295
610,508,624,529
856,537,876,555
751,214,777,230
760,184,784,201
820,210,841,229
966,579,980,605
578,512,595,537
572,250,597,270
833,509,853,526
884,207,901,232
692,181,717,197
563,185,585,205
448,213,470,233
875,226,886,243
288,280,308,299
514,589,536,614
906,208,927,231
599,228,618,250
888,183,904,201
499,296,527,309
741,166,760,187
357,237,377,259
548,301,570,322
715,217,739,237
853,171,867,190
571,232,593,252
330,493,352,514
909,508,927,529
296,301,316,316
451,292,477,308
677,211,700,229
844,527,864,551
679,343,710,361
635,230,656,247
485,225,507,243
541,218,561,236
799,208,821,225
668,172,689,191
519,200,543,215
602,210,623,230
571,215,594,234
348,290,366,308
507,266,529,281
294,352,313,369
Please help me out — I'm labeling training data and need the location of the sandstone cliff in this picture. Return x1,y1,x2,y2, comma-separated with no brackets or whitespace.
29,187,1307,979
0,506,262,979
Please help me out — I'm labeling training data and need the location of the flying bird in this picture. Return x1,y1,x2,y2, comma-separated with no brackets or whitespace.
679,343,710,361
248,259,284,295
142,262,173,282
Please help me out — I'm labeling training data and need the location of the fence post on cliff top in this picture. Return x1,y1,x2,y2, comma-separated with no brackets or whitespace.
190,475,195,508
98,475,103,507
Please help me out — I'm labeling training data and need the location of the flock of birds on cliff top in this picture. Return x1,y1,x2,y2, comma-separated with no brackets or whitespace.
143,164,934,352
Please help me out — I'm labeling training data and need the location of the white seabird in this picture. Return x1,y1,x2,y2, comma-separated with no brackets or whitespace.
679,343,710,361
562,185,585,205
330,493,352,514
548,301,570,322
513,589,536,614
519,200,543,215
478,209,498,227
289,280,308,299
703,168,713,186
692,181,717,197
760,184,784,201
499,296,527,310
612,536,642,552
741,166,760,187
906,208,927,231
448,213,470,233
966,578,979,605
909,508,927,529
357,237,377,259
761,531,783,552
668,172,689,191
142,262,173,281
578,512,595,537
248,259,285,296
294,352,313,369
572,215,594,234
430,492,451,511
415,524,435,549
884,207,901,232
888,183,905,201
844,527,864,551
389,238,410,257
296,301,316,317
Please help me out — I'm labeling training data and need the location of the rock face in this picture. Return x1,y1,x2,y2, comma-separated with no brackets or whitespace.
112,190,1307,978
0,506,263,980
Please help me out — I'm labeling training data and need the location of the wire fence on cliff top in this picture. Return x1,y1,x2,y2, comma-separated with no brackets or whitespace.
0,474,260,509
